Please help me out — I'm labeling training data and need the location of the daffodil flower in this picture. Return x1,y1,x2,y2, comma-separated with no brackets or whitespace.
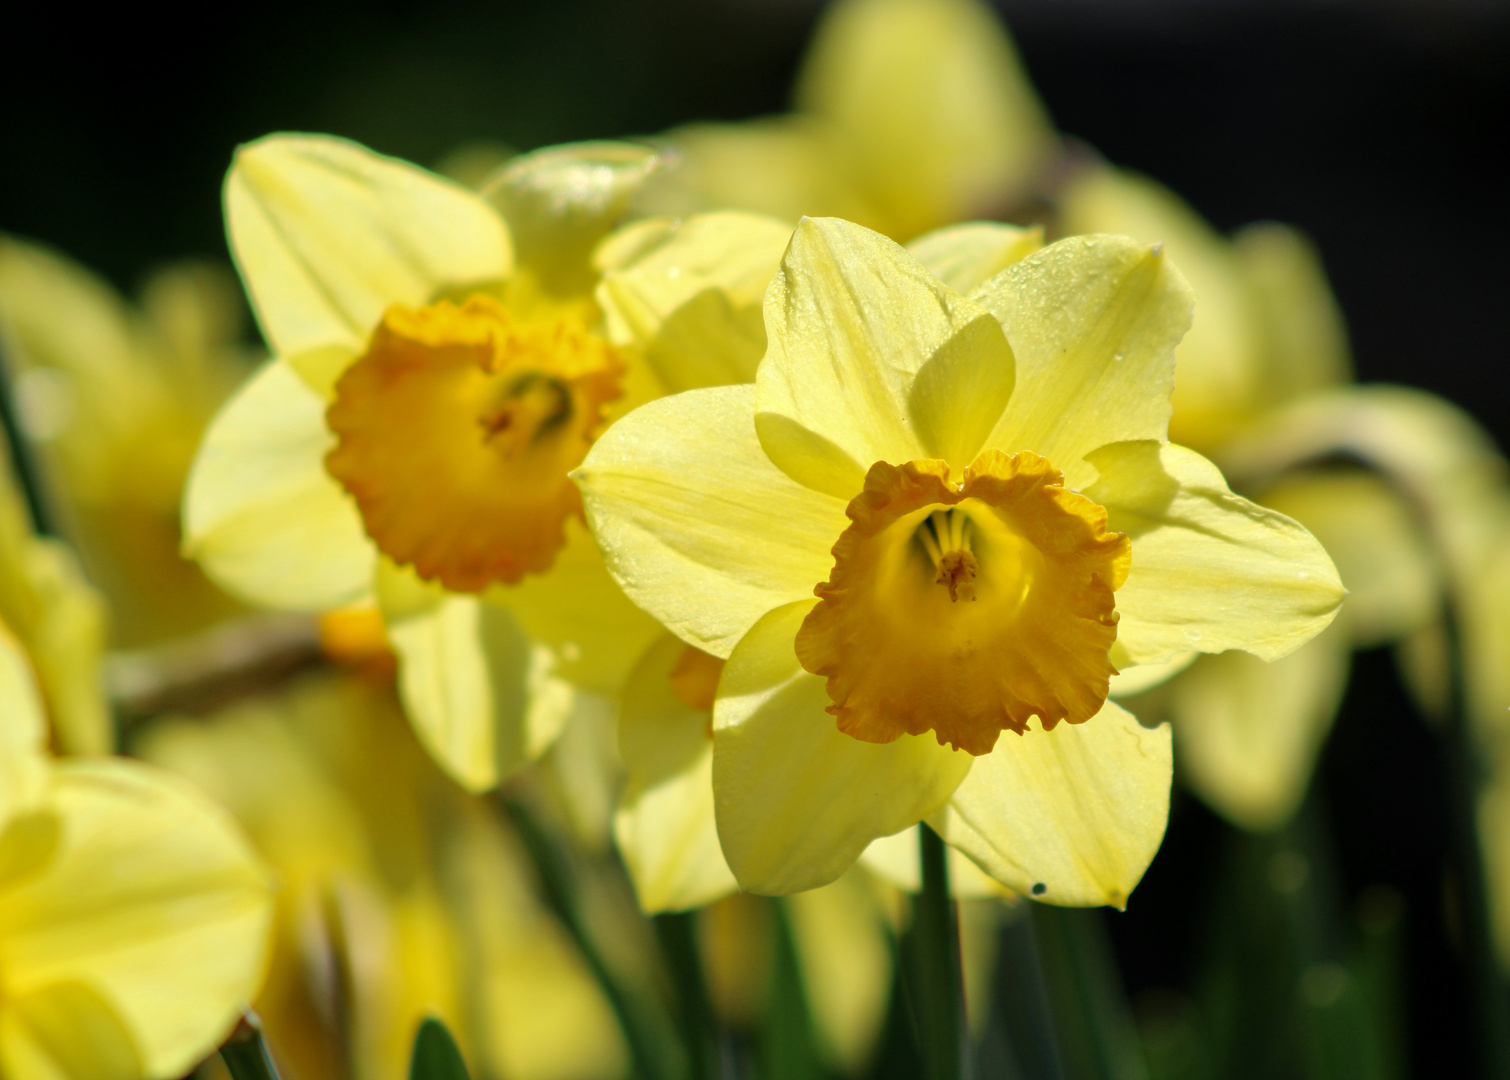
577,217,1344,904
639,0,1054,241
0,620,273,1080
185,134,698,791
139,672,627,1080
1064,165,1510,831
0,237,252,647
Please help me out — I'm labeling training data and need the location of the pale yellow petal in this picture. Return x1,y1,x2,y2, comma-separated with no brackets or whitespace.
615,635,737,913
488,518,664,699
380,575,573,793
575,385,849,657
636,116,880,229
1233,222,1352,406
482,140,658,300
596,211,792,392
0,981,141,1080
1084,441,1344,665
1258,469,1436,648
713,600,971,894
1108,652,1197,699
183,358,374,612
859,825,1011,898
0,758,273,1079
0,620,48,823
786,869,894,1072
1057,167,1261,455
930,700,1171,908
1171,623,1351,831
974,234,1192,490
905,221,1042,294
795,0,1054,239
757,217,1014,496
226,133,511,360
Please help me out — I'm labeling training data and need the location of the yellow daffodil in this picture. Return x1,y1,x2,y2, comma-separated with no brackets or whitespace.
577,216,1343,905
0,236,251,646
0,619,273,1079
184,133,697,791
1063,165,1510,831
0,438,110,755
138,673,626,1080
638,0,1054,241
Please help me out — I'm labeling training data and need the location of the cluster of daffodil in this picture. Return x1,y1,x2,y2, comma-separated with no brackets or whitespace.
2,0,1507,1076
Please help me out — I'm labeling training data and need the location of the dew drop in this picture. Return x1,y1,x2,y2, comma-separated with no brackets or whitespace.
1084,239,1097,248
1113,352,1124,362
1184,629,1203,643
1031,882,1047,896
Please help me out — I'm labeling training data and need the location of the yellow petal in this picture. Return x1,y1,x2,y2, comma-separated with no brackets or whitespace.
482,141,658,299
0,620,48,823
785,869,894,1072
0,980,141,1080
905,221,1043,293
615,635,737,913
1233,222,1352,406
757,217,1014,497
1258,469,1436,648
0,758,273,1079
1057,167,1261,455
595,211,792,392
1171,624,1351,831
183,358,374,612
1108,652,1197,698
226,133,511,362
859,825,1011,898
974,234,1193,490
489,517,663,695
1084,441,1344,665
380,575,574,792
575,385,849,657
712,600,971,894
637,116,881,229
930,699,1171,908
794,0,1054,239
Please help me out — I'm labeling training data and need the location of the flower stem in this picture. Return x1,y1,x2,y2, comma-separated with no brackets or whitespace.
219,1011,284,1080
913,824,968,1080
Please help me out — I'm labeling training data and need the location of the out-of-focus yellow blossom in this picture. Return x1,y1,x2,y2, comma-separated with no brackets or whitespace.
0,438,110,755
578,216,1343,904
0,236,251,646
0,619,274,1080
184,134,784,792
138,672,627,1080
1063,165,1510,831
638,0,1055,242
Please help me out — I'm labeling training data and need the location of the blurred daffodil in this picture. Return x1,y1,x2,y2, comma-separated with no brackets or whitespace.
185,134,692,791
639,0,1055,241
0,236,252,646
0,437,110,755
577,216,1343,904
0,619,273,1080
1063,165,1510,831
137,672,627,1080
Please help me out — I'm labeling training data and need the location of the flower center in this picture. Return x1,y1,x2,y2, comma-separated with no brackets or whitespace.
795,450,1131,756
325,296,623,592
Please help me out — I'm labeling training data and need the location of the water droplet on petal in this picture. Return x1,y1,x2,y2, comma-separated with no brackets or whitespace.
1184,629,1203,643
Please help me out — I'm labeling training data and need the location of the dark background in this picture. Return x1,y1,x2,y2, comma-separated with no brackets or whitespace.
4,1,1507,1075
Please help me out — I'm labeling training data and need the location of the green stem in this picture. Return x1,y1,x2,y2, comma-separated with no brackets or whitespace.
913,824,968,1080
500,793,677,1080
653,910,717,1080
1440,591,1510,1080
219,1012,283,1080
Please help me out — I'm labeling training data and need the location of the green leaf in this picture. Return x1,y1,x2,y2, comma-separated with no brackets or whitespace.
409,1017,471,1080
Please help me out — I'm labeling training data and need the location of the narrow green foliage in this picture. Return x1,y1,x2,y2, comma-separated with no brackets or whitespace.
219,1013,283,1080
409,1017,471,1080
907,825,967,1080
